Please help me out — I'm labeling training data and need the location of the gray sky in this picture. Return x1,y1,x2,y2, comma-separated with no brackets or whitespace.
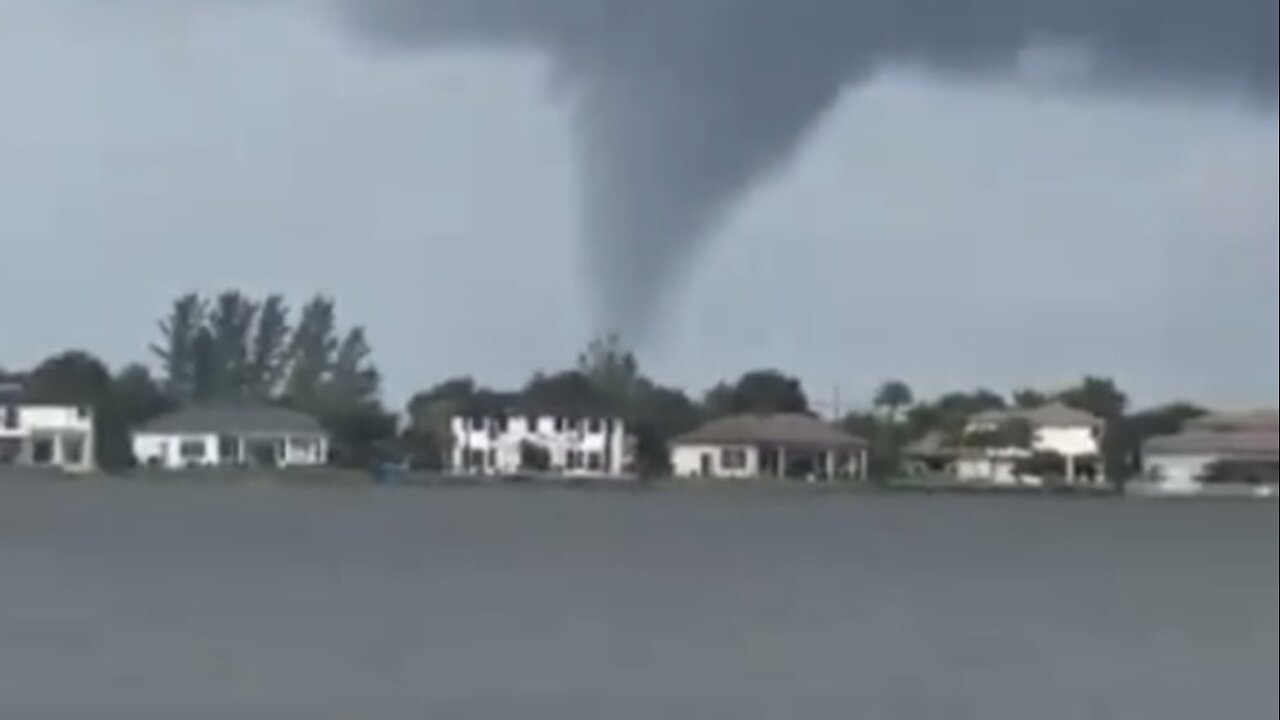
1,0,1277,411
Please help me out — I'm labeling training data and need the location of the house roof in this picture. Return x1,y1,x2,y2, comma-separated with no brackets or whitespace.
673,413,867,449
138,403,325,436
971,402,1101,428
905,431,957,457
1143,431,1279,460
1185,409,1279,433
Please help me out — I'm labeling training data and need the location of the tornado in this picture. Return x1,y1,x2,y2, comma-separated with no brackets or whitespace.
341,0,1278,337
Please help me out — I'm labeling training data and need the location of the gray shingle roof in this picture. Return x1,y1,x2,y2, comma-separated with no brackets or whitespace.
1185,410,1279,433
972,402,1101,428
674,413,867,449
138,404,325,436
1144,431,1279,459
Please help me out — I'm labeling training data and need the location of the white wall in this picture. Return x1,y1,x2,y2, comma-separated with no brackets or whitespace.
956,423,1102,485
451,415,630,476
0,403,96,472
1033,426,1101,456
1142,453,1218,492
671,444,759,479
133,433,218,469
1,404,94,435
132,432,329,470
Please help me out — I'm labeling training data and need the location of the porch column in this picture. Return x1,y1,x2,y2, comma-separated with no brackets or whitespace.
860,449,869,481
825,450,836,480
776,446,787,479
1065,454,1077,485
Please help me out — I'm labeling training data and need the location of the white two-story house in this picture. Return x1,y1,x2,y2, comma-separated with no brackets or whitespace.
956,402,1105,486
450,412,631,478
0,382,96,473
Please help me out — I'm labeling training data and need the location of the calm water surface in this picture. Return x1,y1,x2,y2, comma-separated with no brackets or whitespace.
2,476,1276,718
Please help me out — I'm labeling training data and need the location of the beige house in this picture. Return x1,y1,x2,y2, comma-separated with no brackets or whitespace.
670,413,868,481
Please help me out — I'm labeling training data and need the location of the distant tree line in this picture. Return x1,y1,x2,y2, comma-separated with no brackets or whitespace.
3,293,1212,481
4,290,392,470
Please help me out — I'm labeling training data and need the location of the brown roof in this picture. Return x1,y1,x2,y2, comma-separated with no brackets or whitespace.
971,402,1101,429
1144,431,1279,460
674,413,867,449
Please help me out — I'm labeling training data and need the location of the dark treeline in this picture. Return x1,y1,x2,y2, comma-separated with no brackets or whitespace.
3,292,1212,479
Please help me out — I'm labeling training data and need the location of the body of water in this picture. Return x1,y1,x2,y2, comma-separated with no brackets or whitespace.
2,476,1276,718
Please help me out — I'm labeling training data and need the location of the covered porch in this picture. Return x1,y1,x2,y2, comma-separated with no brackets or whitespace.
753,443,868,481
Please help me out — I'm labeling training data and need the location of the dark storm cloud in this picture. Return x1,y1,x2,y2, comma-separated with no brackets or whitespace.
342,0,1278,336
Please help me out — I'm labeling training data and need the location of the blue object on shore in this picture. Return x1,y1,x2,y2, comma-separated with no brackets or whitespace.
374,463,404,486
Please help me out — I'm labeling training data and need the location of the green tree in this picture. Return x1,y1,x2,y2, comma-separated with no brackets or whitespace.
206,290,259,399
909,389,1007,440
22,351,129,469
1012,388,1048,409
842,411,905,481
628,380,700,476
1109,402,1208,479
873,380,914,421
1058,376,1128,420
522,371,612,416
326,326,382,410
113,364,174,423
284,295,338,407
149,293,206,400
704,370,809,417
248,294,291,399
405,377,480,470
190,326,218,401
577,332,642,404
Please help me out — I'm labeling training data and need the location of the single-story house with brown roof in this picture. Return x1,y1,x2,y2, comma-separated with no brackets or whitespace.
670,413,868,481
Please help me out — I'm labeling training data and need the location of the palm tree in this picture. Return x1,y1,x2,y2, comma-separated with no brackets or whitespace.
873,380,914,423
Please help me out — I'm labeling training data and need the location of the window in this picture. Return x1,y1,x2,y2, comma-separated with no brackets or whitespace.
527,416,541,432
721,447,748,470
566,450,582,470
179,439,206,462
487,449,498,468
467,448,486,469
2,405,17,430
62,436,86,467
587,418,603,434
495,416,509,433
586,451,602,471
554,417,565,432
76,406,91,420
31,437,55,465
566,417,580,432
470,416,485,431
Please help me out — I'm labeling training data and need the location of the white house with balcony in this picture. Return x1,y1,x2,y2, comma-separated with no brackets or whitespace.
955,402,1105,486
0,383,96,473
450,412,631,477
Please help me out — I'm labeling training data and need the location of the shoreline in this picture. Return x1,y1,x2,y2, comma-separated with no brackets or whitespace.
6,467,1275,500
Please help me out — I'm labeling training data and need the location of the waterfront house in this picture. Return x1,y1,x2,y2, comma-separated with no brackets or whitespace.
1140,410,1279,493
132,403,329,470
450,411,631,477
669,413,868,481
0,381,96,473
909,402,1105,486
